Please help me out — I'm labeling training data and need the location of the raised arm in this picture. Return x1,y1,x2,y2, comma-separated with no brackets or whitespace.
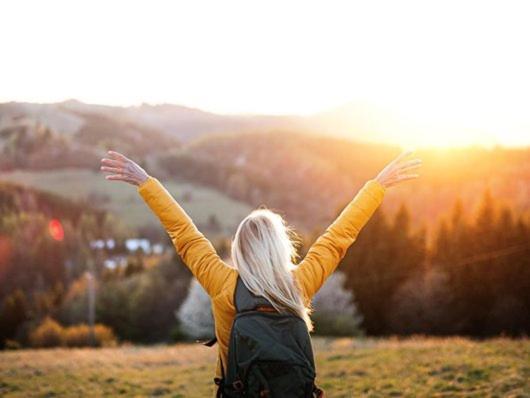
294,150,421,300
100,151,232,298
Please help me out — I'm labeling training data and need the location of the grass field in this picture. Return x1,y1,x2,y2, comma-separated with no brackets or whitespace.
0,337,528,397
0,169,251,233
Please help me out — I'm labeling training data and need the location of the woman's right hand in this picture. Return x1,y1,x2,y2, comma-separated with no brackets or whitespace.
375,150,422,188
100,150,150,187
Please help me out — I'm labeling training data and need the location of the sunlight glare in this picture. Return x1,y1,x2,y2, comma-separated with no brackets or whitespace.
0,0,529,148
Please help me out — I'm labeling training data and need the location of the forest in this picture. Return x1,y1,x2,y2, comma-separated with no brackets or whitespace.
1,178,528,349
1,102,529,348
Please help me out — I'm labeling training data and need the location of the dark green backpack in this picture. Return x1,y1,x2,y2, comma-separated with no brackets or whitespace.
214,276,324,398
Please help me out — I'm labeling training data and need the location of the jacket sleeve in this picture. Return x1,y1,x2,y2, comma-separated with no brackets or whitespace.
294,179,386,301
137,176,232,297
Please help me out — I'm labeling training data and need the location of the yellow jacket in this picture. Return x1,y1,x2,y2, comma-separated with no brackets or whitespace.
138,176,385,380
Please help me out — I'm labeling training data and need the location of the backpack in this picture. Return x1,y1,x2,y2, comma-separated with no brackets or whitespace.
213,276,324,398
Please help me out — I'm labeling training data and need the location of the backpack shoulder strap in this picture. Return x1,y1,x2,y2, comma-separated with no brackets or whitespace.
204,275,274,348
235,275,276,313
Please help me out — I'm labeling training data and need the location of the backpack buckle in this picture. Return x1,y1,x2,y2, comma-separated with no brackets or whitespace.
313,385,325,397
214,377,225,398
232,380,244,391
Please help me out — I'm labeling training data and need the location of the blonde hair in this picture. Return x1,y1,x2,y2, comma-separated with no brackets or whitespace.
231,208,313,331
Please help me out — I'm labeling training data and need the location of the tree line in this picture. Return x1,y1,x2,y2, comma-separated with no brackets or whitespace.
1,182,528,349
335,191,530,337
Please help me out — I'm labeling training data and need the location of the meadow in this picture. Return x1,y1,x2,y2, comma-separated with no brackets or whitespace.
0,169,251,233
0,337,528,397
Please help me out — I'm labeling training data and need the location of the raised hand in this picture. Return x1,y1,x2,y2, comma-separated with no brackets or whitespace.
100,151,149,186
375,150,422,188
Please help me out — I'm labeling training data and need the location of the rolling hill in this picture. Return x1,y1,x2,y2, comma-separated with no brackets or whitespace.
0,169,252,236
156,131,530,233
1,100,529,236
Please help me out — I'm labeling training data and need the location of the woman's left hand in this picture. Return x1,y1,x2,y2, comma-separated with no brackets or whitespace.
100,151,149,186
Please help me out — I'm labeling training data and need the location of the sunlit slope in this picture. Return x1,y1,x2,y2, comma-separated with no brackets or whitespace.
159,131,530,232
2,98,529,234
0,169,252,234
0,179,102,222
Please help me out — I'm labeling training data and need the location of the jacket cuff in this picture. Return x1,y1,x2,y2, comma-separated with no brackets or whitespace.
364,179,386,202
137,175,156,193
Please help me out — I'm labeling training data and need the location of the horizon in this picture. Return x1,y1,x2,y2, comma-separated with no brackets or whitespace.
2,97,530,150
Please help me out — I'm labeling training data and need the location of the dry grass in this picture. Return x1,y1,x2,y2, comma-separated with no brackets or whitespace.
0,336,528,397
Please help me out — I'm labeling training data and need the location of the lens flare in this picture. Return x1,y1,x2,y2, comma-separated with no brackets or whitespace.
48,219,64,241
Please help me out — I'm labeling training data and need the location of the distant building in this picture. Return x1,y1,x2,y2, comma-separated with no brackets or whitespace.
90,238,167,255
103,256,127,270
90,239,116,250
125,238,151,253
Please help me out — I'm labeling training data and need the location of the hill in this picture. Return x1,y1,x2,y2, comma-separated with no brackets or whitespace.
0,169,252,235
0,99,304,151
5,99,516,151
0,179,103,223
0,101,179,170
157,131,530,233
1,100,529,234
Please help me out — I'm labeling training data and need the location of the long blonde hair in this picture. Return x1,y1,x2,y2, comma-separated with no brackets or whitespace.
231,208,313,331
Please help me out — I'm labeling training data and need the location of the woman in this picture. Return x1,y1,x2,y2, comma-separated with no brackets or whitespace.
100,149,421,396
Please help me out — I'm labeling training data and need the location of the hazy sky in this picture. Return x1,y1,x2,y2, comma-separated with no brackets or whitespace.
1,0,529,147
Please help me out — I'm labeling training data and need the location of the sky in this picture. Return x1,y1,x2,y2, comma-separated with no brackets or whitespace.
1,0,529,147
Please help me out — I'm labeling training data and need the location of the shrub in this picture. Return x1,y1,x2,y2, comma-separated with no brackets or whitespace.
63,325,85,347
177,278,214,339
29,317,65,348
312,272,364,336
387,268,462,335
30,317,117,348
169,323,188,342
311,312,363,336
92,257,191,343
4,339,22,350
93,324,117,347
64,323,117,347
